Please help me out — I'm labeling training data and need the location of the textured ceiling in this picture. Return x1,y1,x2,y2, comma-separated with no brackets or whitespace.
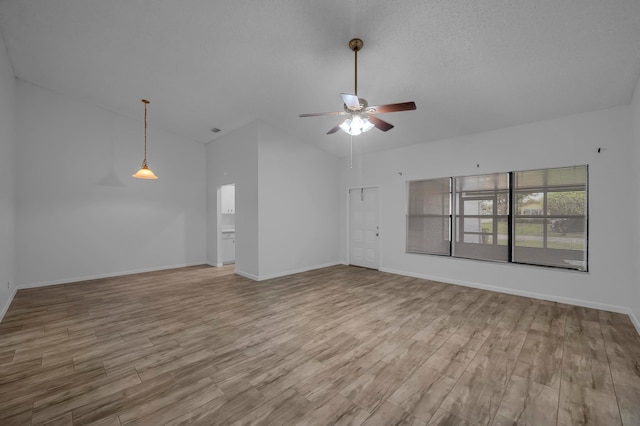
1,0,639,157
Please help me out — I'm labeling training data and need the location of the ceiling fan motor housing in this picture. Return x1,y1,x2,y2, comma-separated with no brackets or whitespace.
344,98,368,113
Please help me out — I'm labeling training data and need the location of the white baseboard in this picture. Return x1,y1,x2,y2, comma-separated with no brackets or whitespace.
255,262,341,281
380,267,634,316
629,310,640,336
234,269,259,281
0,287,17,323
234,262,341,282
16,262,207,290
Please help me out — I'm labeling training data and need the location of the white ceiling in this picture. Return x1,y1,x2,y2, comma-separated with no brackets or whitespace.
1,0,639,157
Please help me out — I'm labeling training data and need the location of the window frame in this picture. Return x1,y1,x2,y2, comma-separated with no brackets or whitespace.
406,177,452,256
452,173,510,263
511,166,589,272
406,165,589,272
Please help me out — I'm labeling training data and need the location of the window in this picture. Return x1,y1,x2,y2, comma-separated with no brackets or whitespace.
406,165,588,271
512,166,588,271
406,178,451,255
454,173,510,262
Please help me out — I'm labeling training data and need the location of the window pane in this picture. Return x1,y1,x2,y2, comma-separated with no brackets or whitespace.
516,192,544,215
408,179,450,215
456,173,509,192
513,165,588,271
407,216,450,255
514,166,587,190
462,216,486,233
513,245,586,270
463,234,482,243
496,194,509,215
497,218,508,246
547,191,586,216
548,217,586,250
407,178,451,255
453,173,509,262
461,199,495,216
514,218,545,248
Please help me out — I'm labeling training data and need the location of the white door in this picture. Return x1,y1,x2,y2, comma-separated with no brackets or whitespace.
349,187,379,269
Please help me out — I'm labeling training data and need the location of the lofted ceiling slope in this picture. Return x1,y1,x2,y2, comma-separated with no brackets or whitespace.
0,0,639,157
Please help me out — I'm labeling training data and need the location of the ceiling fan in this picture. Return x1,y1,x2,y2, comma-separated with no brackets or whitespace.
299,38,417,136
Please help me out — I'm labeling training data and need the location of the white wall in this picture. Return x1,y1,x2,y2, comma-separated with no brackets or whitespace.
258,123,340,279
206,122,260,277
0,30,16,319
632,76,640,327
341,105,636,314
206,120,341,280
14,81,207,287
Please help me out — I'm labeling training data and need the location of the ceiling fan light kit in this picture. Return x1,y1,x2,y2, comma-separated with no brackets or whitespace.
299,38,416,136
339,115,374,136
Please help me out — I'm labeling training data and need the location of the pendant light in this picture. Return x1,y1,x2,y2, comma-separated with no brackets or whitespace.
132,99,158,179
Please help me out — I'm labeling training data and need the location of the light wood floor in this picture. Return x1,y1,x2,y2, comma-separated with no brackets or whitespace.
1,265,639,425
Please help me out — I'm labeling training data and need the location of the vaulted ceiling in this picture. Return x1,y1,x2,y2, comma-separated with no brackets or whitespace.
1,1,639,157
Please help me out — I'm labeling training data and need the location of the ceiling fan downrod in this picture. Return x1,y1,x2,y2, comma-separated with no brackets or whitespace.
349,38,363,96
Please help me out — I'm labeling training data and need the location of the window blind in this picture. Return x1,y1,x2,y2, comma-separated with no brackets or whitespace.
453,173,510,262
512,165,588,271
406,178,451,255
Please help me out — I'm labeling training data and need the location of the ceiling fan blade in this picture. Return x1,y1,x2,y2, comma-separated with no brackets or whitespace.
299,111,346,117
368,115,394,132
367,101,416,114
327,117,348,134
340,93,361,110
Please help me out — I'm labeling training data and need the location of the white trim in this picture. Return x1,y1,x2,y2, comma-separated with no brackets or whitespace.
380,266,637,317
0,287,17,323
255,262,341,281
345,188,350,266
217,183,236,267
234,262,341,282
346,185,381,270
16,262,206,290
629,310,640,336
234,269,259,281
217,185,223,267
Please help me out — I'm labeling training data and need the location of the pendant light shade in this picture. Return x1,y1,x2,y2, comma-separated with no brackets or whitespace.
133,99,158,179
132,164,157,179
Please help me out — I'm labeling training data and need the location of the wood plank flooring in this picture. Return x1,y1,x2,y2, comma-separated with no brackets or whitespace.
1,264,639,425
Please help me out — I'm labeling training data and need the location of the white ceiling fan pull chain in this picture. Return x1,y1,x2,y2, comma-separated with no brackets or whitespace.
350,134,353,169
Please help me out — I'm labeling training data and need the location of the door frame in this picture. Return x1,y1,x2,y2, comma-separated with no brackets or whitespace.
346,185,381,269
217,183,236,267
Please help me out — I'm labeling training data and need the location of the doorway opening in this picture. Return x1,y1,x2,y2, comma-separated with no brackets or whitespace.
219,184,236,268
